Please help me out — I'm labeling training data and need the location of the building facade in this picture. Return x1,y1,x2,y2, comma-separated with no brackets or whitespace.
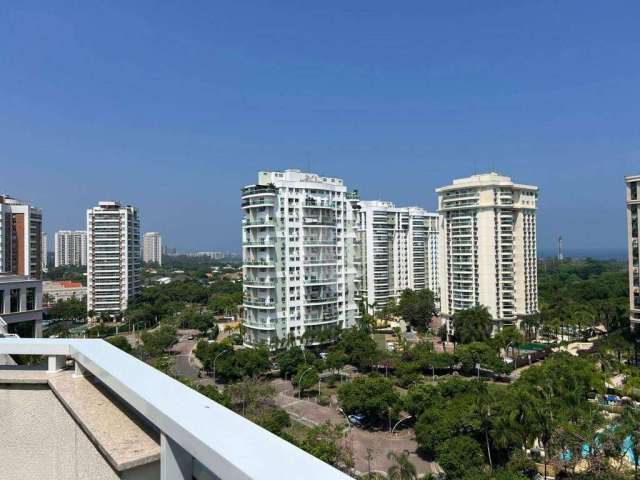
87,202,140,318
0,274,43,337
241,170,359,348
356,200,439,312
143,232,162,265
437,173,539,332
54,230,87,267
626,175,640,330
0,195,43,279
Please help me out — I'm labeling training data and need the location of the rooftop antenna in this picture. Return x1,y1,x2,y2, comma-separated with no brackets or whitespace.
558,236,564,261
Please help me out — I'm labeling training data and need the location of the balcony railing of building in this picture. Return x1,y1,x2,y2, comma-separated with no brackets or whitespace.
241,185,278,197
0,338,350,480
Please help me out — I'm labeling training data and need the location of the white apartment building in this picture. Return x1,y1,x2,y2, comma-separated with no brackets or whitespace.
54,230,87,267
0,195,43,279
626,175,640,330
87,202,141,318
437,173,539,332
143,232,162,265
357,200,439,311
241,170,359,348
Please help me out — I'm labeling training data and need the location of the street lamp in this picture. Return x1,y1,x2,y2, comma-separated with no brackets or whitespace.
338,407,351,434
298,366,314,398
391,415,413,435
213,349,230,386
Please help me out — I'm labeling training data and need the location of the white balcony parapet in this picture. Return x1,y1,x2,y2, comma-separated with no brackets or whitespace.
0,338,351,480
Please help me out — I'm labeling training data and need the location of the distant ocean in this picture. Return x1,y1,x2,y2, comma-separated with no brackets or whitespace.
538,248,627,261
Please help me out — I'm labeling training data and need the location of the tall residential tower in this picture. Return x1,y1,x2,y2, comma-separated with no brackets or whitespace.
356,200,439,312
87,201,141,318
241,170,359,348
437,173,539,332
626,175,640,330
143,232,162,265
54,230,87,267
0,195,43,279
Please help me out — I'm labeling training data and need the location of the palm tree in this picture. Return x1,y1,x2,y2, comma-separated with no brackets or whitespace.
386,451,417,480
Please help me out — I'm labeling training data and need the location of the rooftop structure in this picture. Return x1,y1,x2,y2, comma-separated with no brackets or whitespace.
0,338,350,480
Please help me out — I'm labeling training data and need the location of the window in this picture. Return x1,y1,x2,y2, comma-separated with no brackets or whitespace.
0,290,3,313
10,289,20,313
26,288,36,311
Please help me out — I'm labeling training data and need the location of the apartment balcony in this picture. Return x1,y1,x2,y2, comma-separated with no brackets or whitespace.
303,257,338,265
304,314,339,325
241,198,275,208
244,260,276,268
0,339,346,479
243,239,276,247
244,298,277,309
243,218,276,228
302,218,337,227
241,184,278,197
244,278,277,288
305,295,339,305
303,276,337,285
304,198,337,209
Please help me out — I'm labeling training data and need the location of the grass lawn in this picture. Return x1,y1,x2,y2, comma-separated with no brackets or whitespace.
284,419,311,443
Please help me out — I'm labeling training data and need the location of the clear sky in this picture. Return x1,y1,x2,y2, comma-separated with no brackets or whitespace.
2,1,639,254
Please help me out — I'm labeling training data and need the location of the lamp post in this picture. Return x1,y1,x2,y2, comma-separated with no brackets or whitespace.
391,415,413,435
298,366,314,398
213,350,229,386
338,407,351,434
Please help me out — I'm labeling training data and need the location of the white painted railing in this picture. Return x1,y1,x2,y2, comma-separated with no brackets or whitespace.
0,338,352,480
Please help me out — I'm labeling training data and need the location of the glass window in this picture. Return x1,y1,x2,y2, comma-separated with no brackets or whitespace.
0,290,3,313
26,288,36,311
10,289,20,313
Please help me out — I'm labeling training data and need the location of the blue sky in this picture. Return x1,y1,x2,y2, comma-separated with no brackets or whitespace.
2,1,639,254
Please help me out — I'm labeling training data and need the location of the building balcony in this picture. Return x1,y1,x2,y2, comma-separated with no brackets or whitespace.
305,296,338,305
243,239,276,247
304,276,337,285
0,339,347,479
241,185,278,197
241,199,275,208
243,218,276,228
244,298,277,308
244,260,276,268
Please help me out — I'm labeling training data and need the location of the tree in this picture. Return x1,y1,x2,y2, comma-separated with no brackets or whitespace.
337,327,379,371
140,325,177,357
277,346,311,379
398,289,435,331
613,405,640,479
454,342,510,375
453,306,493,344
301,422,354,473
386,451,417,480
337,374,401,428
106,335,132,354
436,436,485,479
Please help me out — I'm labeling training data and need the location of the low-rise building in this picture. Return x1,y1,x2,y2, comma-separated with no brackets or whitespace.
43,280,87,305
0,274,43,338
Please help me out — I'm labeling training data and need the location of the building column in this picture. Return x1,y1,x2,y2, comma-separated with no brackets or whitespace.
161,433,193,480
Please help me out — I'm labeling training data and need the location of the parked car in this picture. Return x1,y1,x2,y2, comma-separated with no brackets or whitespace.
348,414,365,427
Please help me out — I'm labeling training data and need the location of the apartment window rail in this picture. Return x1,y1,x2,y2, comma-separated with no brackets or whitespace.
0,338,350,480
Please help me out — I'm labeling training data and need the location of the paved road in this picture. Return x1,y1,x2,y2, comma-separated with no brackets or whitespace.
271,379,442,477
171,337,199,379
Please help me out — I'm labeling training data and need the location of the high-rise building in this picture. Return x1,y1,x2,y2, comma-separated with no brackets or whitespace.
356,200,439,312
626,175,640,330
143,232,162,265
41,233,48,273
87,201,140,318
241,170,359,348
54,230,87,267
0,195,43,279
437,173,539,332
